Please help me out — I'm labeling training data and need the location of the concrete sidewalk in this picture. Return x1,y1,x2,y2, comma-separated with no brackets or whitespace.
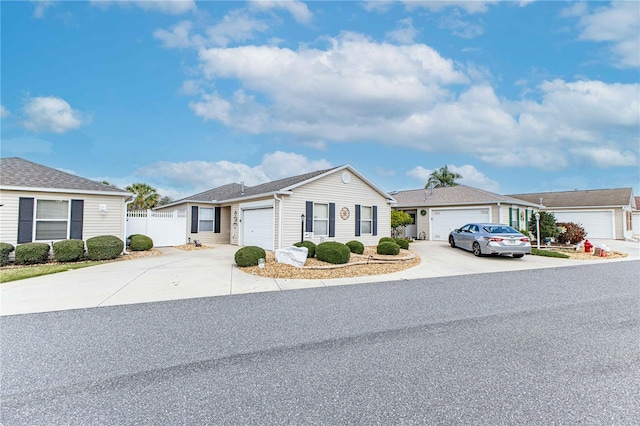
1,240,638,316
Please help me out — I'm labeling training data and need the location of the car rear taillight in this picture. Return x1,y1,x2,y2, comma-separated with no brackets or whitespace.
487,237,503,242
520,237,530,242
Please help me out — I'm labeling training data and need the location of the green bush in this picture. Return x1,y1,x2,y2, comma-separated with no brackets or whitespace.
346,240,364,254
316,242,350,264
86,235,124,260
293,240,316,258
394,238,410,250
129,234,154,251
15,242,50,265
53,239,85,262
556,222,587,245
0,243,15,266
378,237,395,245
377,241,400,255
235,246,267,267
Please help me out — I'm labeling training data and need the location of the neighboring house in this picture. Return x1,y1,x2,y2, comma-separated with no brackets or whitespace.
633,197,640,238
0,157,131,248
156,165,395,250
391,185,540,241
508,188,636,240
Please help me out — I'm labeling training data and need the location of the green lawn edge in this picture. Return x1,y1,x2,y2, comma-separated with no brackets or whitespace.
0,262,104,283
531,248,570,259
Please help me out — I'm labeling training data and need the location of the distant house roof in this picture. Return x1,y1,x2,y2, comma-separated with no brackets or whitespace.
0,157,129,195
508,188,635,208
392,185,540,208
635,197,640,211
160,164,395,208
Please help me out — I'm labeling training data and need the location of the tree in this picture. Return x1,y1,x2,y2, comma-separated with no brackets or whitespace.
158,196,173,206
391,210,414,238
425,165,462,188
527,211,560,241
125,183,159,210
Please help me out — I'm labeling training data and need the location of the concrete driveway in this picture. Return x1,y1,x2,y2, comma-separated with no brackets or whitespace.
1,239,638,316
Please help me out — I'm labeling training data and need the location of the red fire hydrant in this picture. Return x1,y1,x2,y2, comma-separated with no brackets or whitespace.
584,240,592,253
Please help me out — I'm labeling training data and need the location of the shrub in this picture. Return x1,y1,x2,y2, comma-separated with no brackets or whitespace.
377,241,400,255
235,246,266,267
293,240,316,258
86,235,124,260
346,240,364,254
556,222,587,245
316,242,350,264
129,234,154,251
0,243,15,266
528,211,560,241
15,242,50,265
394,238,410,250
53,239,85,262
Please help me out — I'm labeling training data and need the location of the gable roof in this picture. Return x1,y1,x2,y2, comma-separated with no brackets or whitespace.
508,188,635,208
392,185,540,208
160,164,395,208
0,157,129,196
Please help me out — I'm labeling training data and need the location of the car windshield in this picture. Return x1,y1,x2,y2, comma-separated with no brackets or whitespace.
483,225,519,234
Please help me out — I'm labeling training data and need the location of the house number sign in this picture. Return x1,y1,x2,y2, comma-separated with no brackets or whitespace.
340,207,350,220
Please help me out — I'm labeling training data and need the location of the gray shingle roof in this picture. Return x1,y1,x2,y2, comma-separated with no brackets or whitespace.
507,188,634,208
0,157,129,194
171,167,339,204
393,185,540,208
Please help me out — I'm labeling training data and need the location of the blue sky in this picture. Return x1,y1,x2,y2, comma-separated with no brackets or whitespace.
2,0,639,200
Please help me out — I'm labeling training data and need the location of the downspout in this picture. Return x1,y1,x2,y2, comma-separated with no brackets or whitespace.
123,197,135,254
274,193,283,250
497,203,501,224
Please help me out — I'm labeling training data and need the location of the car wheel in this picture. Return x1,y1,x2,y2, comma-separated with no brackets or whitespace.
449,236,456,248
513,254,524,258
472,242,482,257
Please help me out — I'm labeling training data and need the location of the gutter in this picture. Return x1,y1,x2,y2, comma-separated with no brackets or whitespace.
274,193,283,250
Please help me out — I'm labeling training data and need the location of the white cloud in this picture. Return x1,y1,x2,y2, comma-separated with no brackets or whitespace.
403,1,499,14
386,18,419,44
205,10,269,47
153,21,199,49
21,96,90,133
570,147,638,168
407,164,499,192
439,11,485,39
31,0,55,19
249,0,313,24
573,1,640,68
132,151,332,197
92,0,196,15
0,105,10,118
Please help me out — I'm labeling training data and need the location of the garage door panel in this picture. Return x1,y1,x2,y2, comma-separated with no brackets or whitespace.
243,208,274,250
431,209,490,241
553,211,613,239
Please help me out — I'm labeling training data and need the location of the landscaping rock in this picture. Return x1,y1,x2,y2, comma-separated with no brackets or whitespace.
275,246,308,267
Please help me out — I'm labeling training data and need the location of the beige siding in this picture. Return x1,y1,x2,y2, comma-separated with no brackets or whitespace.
0,189,127,247
230,203,240,245
185,203,231,245
614,208,624,240
280,172,392,248
415,209,430,240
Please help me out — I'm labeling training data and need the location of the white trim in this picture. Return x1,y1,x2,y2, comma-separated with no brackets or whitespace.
32,198,71,242
1,185,131,197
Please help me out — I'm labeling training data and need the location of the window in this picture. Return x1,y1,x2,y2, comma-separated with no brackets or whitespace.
314,203,329,236
361,206,372,234
199,207,214,232
35,200,69,240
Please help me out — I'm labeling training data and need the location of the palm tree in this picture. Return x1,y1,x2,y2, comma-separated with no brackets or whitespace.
425,165,462,188
125,183,160,210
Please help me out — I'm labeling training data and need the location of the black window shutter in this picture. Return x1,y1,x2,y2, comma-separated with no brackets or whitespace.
305,201,313,232
17,197,34,244
355,204,361,237
214,207,221,233
70,200,84,240
329,203,336,237
509,207,513,227
191,206,198,233
372,205,378,236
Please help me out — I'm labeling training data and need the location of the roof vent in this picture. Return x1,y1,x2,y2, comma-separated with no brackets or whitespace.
241,181,245,195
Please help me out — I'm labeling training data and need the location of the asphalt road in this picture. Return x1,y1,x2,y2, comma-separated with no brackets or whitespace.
2,262,639,425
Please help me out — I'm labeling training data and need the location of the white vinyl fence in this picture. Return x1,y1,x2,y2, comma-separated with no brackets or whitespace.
126,210,187,247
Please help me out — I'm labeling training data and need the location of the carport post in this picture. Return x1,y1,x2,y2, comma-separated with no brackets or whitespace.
535,212,541,250
301,214,305,243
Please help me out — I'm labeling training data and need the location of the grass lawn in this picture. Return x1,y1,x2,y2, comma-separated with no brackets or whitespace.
0,262,104,283
531,248,570,258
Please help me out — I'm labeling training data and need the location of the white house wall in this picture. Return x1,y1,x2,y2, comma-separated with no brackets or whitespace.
281,171,392,248
0,189,126,247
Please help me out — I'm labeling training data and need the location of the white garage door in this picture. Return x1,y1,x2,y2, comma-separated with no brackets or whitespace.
431,208,490,241
242,207,274,250
552,210,614,239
